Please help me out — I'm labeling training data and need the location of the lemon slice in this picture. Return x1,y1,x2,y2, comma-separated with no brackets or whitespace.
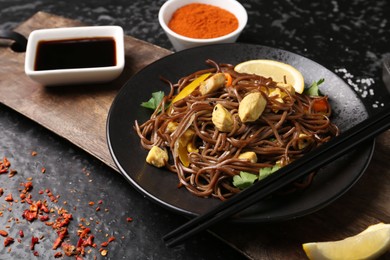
234,59,305,94
302,223,390,260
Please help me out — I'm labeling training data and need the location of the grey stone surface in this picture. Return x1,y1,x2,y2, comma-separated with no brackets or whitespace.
0,0,389,259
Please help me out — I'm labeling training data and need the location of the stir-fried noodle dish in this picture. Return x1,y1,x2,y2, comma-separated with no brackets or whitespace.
135,60,339,201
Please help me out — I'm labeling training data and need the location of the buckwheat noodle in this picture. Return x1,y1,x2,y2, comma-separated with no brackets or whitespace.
134,60,339,200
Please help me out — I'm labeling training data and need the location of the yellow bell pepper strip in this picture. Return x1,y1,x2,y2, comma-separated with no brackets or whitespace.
172,114,195,167
175,139,191,167
171,73,211,104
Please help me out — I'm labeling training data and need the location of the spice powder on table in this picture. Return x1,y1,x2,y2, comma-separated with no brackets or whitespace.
168,3,239,39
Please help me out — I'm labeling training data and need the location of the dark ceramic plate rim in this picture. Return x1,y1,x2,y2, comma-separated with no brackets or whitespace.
106,43,374,223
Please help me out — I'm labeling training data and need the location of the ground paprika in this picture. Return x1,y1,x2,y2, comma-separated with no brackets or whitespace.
168,3,239,39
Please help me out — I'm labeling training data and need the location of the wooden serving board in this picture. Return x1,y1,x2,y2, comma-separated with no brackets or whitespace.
1,12,389,260
0,11,172,170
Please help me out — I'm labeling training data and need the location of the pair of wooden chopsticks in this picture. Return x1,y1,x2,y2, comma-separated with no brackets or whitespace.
163,106,390,247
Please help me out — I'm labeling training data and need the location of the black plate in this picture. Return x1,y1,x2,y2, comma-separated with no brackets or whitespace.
107,43,373,222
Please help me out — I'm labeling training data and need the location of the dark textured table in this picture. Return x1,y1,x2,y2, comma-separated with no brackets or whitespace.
0,0,389,259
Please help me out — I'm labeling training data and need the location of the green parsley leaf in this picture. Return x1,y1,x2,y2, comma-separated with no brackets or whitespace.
258,164,281,181
141,91,165,110
233,171,258,189
304,78,325,96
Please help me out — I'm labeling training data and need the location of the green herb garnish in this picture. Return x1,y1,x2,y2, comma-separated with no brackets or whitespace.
140,91,165,110
305,78,325,96
258,164,281,181
233,171,258,189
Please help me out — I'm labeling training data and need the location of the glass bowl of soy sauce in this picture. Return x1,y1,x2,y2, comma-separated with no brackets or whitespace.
24,26,124,86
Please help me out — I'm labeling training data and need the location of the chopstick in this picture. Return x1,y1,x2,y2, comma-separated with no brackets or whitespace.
163,107,390,247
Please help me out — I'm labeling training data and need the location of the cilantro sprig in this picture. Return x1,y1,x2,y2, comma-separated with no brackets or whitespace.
140,91,165,110
233,164,282,190
304,78,325,96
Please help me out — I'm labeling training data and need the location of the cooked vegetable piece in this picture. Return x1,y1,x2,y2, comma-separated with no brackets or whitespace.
238,152,258,163
146,146,168,168
238,92,267,123
212,104,234,132
199,73,226,95
312,98,329,113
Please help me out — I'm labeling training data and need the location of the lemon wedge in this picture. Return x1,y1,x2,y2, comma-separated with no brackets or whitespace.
302,223,390,260
234,59,305,94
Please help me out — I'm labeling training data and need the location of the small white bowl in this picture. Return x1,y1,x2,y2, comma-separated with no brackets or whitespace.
25,26,125,86
158,0,248,51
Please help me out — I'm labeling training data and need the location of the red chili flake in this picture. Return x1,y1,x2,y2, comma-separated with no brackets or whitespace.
25,196,33,204
4,193,13,202
79,228,90,239
52,228,68,250
38,190,44,194
22,209,38,222
47,190,57,202
54,252,63,258
126,217,133,222
79,244,85,256
41,202,49,213
62,212,72,220
52,236,61,249
0,230,8,237
19,193,26,200
0,158,9,174
4,237,14,247
52,212,72,229
100,236,115,248
30,236,39,250
0,188,3,196
95,207,100,212
76,237,84,248
8,169,17,178
31,151,37,156
33,251,39,256
24,182,33,191
98,200,103,204
61,242,79,256
41,167,46,173
34,200,41,210
39,215,50,222
82,235,94,247
19,230,24,238
3,157,10,167
88,201,94,206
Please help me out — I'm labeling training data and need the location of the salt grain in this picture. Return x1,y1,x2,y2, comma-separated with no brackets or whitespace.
334,68,378,107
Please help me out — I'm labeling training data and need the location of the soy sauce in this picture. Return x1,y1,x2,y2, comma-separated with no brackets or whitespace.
34,37,116,71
